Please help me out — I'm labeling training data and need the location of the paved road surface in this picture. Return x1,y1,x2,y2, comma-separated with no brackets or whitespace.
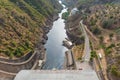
75,20,99,80
76,20,92,70
80,20,91,62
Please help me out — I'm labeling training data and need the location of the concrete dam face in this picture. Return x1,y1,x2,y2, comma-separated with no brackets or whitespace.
14,70,99,80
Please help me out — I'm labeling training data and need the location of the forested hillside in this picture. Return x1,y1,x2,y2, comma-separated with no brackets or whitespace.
0,0,62,58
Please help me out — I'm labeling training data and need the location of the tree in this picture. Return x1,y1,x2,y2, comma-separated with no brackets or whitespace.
99,36,104,43
90,51,97,61
111,65,120,77
92,27,101,35
62,12,69,20
102,19,114,29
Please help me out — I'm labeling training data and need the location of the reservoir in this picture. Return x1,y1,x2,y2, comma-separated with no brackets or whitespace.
42,4,68,69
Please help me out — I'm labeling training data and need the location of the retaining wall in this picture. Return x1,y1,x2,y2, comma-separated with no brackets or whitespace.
0,50,45,73
0,52,33,63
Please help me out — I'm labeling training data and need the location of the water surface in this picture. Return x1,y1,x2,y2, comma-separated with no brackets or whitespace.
42,6,68,69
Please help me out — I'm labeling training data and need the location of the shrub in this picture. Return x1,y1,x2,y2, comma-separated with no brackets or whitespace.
104,44,115,55
111,65,120,77
90,18,96,26
109,33,114,40
4,50,10,56
92,27,101,35
108,44,115,49
99,36,104,43
25,41,30,48
62,12,69,20
14,47,23,57
90,51,97,61
102,19,114,29
11,41,17,47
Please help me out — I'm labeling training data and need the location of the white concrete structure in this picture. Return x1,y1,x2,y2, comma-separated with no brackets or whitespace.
38,60,43,67
68,41,72,46
14,70,99,80
70,8,79,16
98,53,102,59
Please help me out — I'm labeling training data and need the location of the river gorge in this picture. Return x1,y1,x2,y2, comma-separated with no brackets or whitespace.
42,3,68,70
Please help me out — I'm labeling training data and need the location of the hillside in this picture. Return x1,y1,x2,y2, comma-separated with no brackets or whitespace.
64,0,120,80
0,0,62,58
80,3,120,80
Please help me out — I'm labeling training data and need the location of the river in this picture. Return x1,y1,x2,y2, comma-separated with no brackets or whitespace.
42,3,68,70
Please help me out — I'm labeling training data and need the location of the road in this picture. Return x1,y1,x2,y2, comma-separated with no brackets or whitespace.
75,20,92,70
80,20,91,62
65,20,92,70
76,20,97,72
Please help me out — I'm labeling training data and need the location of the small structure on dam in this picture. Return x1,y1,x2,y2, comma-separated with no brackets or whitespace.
65,50,76,70
63,39,73,49
14,70,99,80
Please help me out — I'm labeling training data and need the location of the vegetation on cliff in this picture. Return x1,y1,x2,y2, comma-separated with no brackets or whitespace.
0,0,62,58
62,11,69,20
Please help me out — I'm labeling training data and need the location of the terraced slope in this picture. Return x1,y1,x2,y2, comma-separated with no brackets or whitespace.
0,0,62,58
